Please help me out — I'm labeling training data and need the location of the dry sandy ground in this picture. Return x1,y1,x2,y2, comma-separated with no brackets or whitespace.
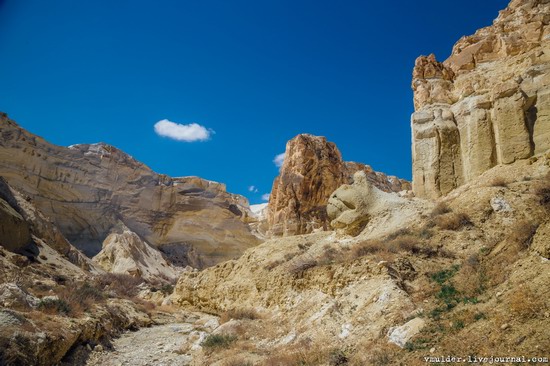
86,312,218,366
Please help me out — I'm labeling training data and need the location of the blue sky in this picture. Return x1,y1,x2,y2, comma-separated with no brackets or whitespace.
0,0,509,204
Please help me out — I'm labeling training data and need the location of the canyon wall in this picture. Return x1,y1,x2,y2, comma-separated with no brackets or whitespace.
412,0,550,198
0,114,259,268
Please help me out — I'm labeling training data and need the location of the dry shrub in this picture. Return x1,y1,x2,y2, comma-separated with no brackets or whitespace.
220,308,260,324
223,358,254,366
95,273,144,298
38,282,105,317
349,340,399,366
318,245,345,265
454,254,485,298
434,212,472,230
264,339,333,366
490,177,509,187
389,235,420,253
508,220,538,250
351,240,386,258
58,282,104,315
288,258,317,276
351,235,421,262
509,286,545,319
430,202,452,217
534,172,550,210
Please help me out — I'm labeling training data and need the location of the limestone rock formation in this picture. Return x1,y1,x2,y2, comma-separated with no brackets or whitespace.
93,224,179,282
0,113,259,267
267,134,410,236
412,0,550,198
327,171,408,236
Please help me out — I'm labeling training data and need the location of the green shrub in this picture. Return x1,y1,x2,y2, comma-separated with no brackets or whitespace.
201,334,237,350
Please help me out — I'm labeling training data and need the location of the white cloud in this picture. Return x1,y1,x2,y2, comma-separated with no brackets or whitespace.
154,119,212,142
248,185,258,193
273,152,285,168
261,193,270,201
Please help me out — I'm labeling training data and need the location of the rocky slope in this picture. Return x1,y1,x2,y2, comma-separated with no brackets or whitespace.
0,113,259,268
173,152,550,365
0,179,157,365
412,0,550,198
266,134,410,236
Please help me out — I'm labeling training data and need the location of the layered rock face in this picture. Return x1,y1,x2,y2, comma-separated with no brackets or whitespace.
0,114,259,267
93,224,179,281
412,0,550,198
0,178,93,270
266,134,410,236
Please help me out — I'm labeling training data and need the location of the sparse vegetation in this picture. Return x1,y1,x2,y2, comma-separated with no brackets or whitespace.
489,177,509,187
288,257,318,276
535,172,550,210
509,286,545,319
430,202,452,217
508,220,538,249
38,298,71,316
159,284,174,295
433,212,472,230
95,273,144,298
201,334,237,351
220,308,260,323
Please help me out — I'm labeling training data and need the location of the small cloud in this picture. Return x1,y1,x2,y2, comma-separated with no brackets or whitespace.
261,193,270,202
273,152,285,168
154,119,212,142
248,185,259,193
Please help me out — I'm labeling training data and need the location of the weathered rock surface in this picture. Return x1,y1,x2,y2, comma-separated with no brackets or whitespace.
0,177,93,269
173,232,416,348
267,134,410,236
0,113,259,267
327,171,408,236
412,0,550,198
93,225,179,282
387,317,426,348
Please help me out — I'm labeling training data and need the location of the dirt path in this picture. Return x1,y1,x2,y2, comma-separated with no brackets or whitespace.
85,312,219,366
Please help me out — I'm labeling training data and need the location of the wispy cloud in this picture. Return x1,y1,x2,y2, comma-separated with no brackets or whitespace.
248,185,259,193
261,193,270,201
154,119,212,142
273,152,285,168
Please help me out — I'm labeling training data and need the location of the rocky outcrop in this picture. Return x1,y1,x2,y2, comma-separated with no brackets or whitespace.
93,225,179,282
327,171,408,236
173,232,416,348
412,0,550,198
266,134,410,236
0,113,259,267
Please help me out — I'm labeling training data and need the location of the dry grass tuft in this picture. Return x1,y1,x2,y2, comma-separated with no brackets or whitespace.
535,172,550,210
489,177,509,187
434,212,472,230
430,202,452,217
95,273,144,298
509,286,546,319
223,358,254,366
263,339,337,366
351,240,386,258
220,308,261,324
509,220,538,250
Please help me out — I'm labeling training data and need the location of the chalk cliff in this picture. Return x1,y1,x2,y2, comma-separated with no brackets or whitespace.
412,0,550,198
